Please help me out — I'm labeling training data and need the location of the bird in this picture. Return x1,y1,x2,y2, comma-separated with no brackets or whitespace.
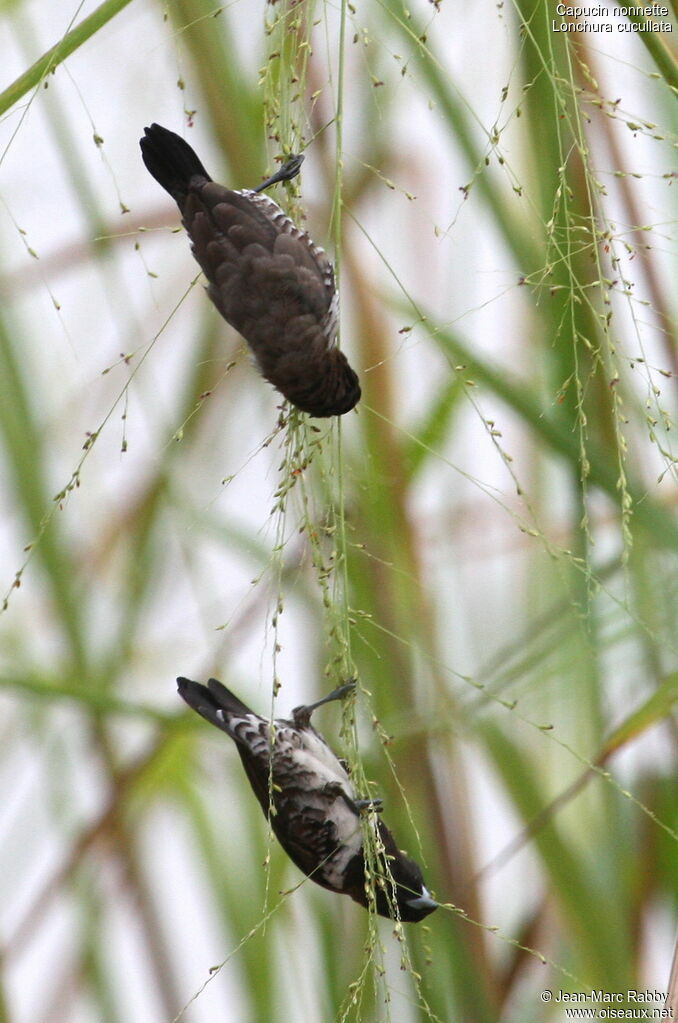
177,676,438,923
140,123,361,418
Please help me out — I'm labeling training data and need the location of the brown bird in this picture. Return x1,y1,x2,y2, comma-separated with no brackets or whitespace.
140,124,361,417
177,677,438,923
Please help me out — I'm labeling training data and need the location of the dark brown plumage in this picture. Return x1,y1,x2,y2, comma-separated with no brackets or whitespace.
177,677,438,923
140,124,361,417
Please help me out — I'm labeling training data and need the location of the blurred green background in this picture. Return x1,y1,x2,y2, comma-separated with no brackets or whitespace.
0,1,676,1020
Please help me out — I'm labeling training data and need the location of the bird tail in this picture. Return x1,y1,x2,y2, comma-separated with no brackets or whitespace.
140,124,211,205
177,677,253,733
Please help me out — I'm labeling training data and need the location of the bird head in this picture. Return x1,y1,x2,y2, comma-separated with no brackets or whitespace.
375,849,439,923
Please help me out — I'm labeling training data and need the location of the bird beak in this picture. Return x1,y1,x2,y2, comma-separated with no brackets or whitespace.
407,887,439,911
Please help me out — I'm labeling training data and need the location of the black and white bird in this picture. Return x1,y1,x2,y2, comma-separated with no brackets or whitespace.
140,124,361,418
177,677,438,923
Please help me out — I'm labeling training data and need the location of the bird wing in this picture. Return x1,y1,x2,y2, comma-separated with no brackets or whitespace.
179,182,360,417
272,798,359,889
183,185,335,355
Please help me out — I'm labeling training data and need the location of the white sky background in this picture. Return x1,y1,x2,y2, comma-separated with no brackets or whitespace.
0,1,675,1020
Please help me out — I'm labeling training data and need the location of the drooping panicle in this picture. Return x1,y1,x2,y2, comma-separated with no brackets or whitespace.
140,124,361,417
177,676,438,923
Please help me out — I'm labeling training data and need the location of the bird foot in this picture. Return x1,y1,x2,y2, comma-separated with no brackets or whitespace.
320,785,383,816
292,679,356,726
252,154,305,194
354,798,384,813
